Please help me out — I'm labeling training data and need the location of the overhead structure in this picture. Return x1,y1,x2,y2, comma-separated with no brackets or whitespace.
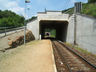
27,11,69,42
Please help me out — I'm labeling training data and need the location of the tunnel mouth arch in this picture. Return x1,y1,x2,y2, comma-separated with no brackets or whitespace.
39,20,68,42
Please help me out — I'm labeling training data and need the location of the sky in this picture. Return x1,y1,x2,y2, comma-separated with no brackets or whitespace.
0,0,88,19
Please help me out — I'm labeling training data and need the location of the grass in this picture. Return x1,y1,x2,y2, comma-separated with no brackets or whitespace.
65,42,96,58
65,42,92,55
74,46,91,54
65,42,96,57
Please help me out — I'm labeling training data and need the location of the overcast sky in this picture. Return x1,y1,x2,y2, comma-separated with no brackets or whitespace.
0,0,88,18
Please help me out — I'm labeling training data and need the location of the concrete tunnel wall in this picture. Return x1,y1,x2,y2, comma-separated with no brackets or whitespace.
39,20,68,42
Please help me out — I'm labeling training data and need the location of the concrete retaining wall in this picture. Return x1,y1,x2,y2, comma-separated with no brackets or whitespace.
67,15,74,43
27,19,39,40
67,14,96,54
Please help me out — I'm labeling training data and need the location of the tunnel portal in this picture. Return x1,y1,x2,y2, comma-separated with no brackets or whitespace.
40,20,68,42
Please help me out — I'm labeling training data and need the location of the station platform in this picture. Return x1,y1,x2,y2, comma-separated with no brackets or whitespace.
0,40,57,72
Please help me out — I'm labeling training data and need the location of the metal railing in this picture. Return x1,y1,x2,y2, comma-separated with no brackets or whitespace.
0,27,24,33
0,26,24,37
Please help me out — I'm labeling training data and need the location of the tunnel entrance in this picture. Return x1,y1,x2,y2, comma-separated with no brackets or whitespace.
39,20,68,42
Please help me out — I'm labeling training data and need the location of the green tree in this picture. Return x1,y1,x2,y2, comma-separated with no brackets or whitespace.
88,0,96,3
26,16,37,22
0,18,8,27
0,10,25,28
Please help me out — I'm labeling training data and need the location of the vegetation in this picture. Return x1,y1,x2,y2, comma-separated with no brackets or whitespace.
0,10,25,28
62,2,96,18
88,0,96,3
62,8,74,14
65,42,91,54
50,29,56,37
26,16,37,23
81,3,96,17
45,29,56,38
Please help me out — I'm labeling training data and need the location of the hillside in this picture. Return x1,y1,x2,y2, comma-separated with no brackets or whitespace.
0,10,25,28
82,3,96,17
62,3,96,18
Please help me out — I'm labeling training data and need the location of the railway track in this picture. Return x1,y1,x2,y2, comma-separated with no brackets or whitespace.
52,41,96,72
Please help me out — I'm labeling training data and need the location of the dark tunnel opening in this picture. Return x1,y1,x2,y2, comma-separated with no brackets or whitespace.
39,20,68,42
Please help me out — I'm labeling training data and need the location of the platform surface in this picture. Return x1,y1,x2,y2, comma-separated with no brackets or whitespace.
0,40,57,72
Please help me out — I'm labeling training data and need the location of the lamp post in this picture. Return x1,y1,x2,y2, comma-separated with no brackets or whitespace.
24,0,30,45
25,0,30,3
5,23,6,36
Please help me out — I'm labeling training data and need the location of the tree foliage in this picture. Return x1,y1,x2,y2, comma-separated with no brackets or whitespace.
81,3,96,18
88,0,96,3
26,16,37,23
0,10,25,28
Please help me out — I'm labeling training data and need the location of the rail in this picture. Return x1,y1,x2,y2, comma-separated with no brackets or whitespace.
58,41,96,69
52,41,72,72
52,40,96,72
